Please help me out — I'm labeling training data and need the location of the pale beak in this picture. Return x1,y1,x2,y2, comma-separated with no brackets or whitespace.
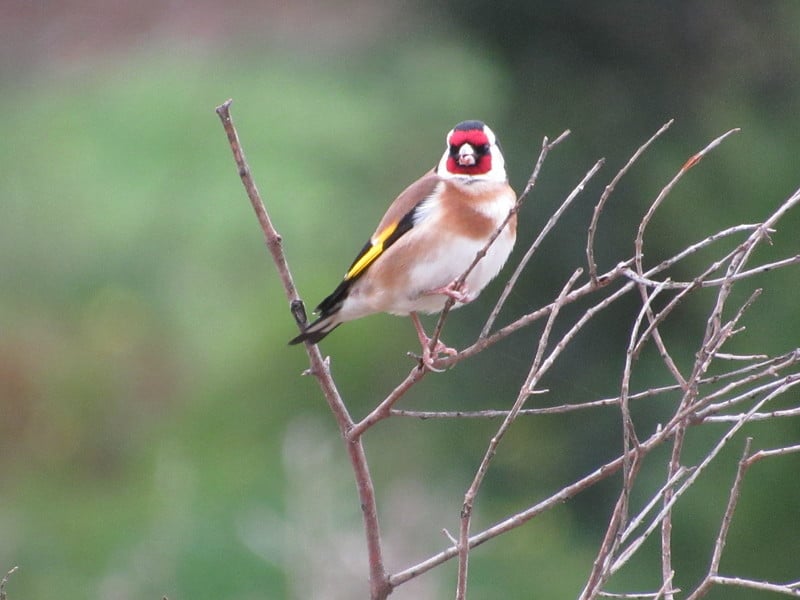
457,143,476,166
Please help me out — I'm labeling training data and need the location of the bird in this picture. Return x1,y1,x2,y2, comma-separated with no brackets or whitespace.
289,120,517,370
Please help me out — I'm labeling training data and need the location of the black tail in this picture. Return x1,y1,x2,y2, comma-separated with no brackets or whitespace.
288,315,341,345
288,279,352,345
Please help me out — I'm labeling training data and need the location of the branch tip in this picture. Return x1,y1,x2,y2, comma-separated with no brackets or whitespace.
215,98,233,116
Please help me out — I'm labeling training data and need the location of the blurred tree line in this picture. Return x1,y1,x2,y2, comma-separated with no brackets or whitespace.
1,1,798,598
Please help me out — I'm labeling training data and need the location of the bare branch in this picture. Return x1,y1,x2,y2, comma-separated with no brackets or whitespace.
709,576,800,597
611,467,692,574
447,203,800,370
587,119,674,283
579,452,644,599
215,100,390,600
482,156,603,337
581,280,673,599
695,374,800,422
613,381,793,579
390,448,629,587
701,254,800,287
392,365,799,587
709,439,752,575
347,366,427,440
0,567,19,600
395,350,800,421
633,129,741,395
481,130,571,336
455,268,582,600
703,407,800,423
745,443,800,466
599,584,680,600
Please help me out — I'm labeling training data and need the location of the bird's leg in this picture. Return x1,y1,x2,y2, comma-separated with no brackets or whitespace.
423,280,475,304
409,312,457,372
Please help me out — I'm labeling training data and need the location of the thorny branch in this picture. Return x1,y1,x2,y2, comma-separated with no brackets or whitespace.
217,103,800,600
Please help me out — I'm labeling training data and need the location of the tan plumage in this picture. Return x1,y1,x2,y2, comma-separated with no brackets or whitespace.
290,120,516,369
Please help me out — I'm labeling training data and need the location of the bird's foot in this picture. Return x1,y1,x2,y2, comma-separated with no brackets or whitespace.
420,337,458,372
425,280,475,304
409,312,458,372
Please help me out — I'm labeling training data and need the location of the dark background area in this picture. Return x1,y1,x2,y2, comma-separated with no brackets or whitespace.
1,1,798,598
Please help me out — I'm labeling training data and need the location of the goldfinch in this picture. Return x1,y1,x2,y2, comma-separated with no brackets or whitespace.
289,120,517,369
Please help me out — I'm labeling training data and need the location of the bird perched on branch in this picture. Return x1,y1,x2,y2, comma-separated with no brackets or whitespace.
289,120,517,370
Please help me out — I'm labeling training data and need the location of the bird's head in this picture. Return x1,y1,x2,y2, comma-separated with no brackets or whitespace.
437,120,507,182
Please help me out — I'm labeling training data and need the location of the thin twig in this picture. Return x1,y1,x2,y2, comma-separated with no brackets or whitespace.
587,120,674,283
623,280,672,448
392,368,799,587
481,155,602,337
455,268,582,600
444,195,797,369
632,130,739,395
709,439,752,575
393,350,800,420
633,129,740,394
390,448,629,587
621,255,800,289
694,375,800,423
581,280,672,598
481,130,571,336
708,576,800,597
579,452,643,599
613,381,795,577
599,585,680,600
0,567,18,600
347,366,427,439
702,407,800,423
745,443,800,466
394,399,679,587
616,467,691,549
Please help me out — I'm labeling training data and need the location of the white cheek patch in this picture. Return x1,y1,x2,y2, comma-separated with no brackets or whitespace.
484,142,506,182
482,124,497,146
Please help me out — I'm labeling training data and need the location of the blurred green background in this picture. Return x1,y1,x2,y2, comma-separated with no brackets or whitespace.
2,1,799,598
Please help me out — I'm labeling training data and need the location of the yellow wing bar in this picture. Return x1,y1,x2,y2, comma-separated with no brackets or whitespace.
344,221,398,281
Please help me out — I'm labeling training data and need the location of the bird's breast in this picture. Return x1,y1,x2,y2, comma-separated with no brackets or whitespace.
437,179,516,240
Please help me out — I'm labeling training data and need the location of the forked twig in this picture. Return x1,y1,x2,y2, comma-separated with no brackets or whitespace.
686,437,800,599
587,119,674,283
481,151,600,338
481,130,571,336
